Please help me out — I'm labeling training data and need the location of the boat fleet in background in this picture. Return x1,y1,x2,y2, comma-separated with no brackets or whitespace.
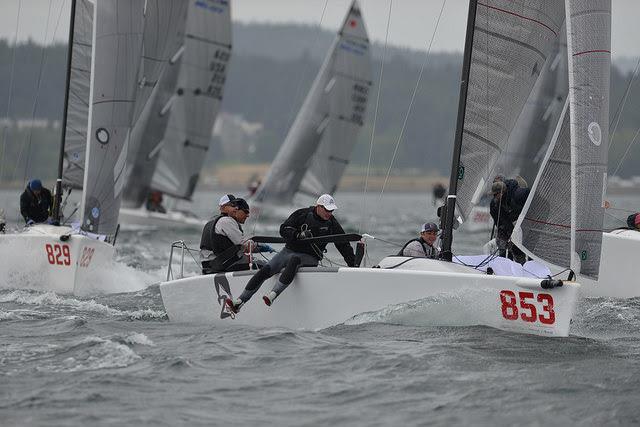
1,0,639,338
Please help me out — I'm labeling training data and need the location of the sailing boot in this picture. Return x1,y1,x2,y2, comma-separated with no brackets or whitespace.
262,291,278,307
225,297,244,314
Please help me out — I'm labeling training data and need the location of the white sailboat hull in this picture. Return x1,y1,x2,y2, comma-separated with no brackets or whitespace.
160,257,579,337
119,207,206,229
0,224,115,296
579,229,640,298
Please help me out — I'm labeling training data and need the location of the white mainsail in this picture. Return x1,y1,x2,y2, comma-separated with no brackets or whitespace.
122,1,189,208
455,1,565,219
495,26,568,185
80,0,144,237
512,0,611,279
61,0,94,189
151,0,232,201
254,0,371,205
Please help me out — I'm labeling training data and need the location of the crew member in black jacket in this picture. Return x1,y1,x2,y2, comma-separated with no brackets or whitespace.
226,194,356,313
490,179,530,263
20,179,53,225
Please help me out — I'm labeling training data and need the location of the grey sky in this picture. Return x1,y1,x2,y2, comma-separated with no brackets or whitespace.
2,0,639,58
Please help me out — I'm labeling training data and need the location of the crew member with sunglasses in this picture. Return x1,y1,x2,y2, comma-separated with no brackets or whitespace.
200,197,274,274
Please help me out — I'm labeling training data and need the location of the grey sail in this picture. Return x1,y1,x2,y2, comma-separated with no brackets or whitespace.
61,0,94,189
122,1,189,208
255,0,371,204
512,99,572,271
495,26,568,186
80,0,144,236
512,0,610,279
565,0,610,277
455,1,565,220
151,0,232,200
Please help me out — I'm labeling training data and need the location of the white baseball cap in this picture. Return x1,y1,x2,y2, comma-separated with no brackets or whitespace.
316,194,338,211
218,194,236,207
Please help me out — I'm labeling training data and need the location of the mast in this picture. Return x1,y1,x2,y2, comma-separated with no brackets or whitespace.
440,0,478,261
52,0,77,224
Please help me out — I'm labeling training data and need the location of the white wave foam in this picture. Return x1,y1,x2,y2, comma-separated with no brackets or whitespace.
45,336,141,372
0,290,166,320
345,288,502,329
123,332,156,346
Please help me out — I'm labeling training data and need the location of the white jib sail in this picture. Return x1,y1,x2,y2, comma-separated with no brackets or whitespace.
255,0,371,205
61,0,94,190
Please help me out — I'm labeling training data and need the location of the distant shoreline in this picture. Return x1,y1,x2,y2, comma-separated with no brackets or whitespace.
2,163,638,195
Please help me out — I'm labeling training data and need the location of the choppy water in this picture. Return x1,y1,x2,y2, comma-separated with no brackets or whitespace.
2,189,640,426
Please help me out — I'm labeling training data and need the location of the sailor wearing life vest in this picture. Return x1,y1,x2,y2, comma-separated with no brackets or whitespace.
399,222,440,258
200,196,274,273
226,194,356,313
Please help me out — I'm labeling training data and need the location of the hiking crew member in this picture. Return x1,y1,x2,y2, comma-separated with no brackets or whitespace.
20,179,53,225
226,194,356,313
400,222,440,258
200,198,273,273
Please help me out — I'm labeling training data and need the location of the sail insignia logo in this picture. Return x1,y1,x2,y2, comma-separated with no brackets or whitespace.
339,39,367,56
587,121,602,146
194,0,228,14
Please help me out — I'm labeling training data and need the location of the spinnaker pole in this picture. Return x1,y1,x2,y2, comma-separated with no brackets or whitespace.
52,0,77,224
440,0,478,261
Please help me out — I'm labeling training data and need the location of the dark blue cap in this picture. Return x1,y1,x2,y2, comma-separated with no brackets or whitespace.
29,179,42,191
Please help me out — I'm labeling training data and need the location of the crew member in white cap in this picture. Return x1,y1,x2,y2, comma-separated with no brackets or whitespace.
399,222,440,258
226,194,356,313
218,194,237,215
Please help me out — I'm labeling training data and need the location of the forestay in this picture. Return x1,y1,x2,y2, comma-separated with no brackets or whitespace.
255,0,371,205
80,0,144,237
512,0,610,279
455,1,565,220
151,0,232,200
122,1,189,208
61,0,93,189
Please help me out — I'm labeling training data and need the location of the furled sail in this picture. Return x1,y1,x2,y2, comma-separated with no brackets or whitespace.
512,0,610,279
151,0,232,200
255,0,371,205
80,0,144,236
122,1,189,208
455,1,565,220
61,0,94,189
